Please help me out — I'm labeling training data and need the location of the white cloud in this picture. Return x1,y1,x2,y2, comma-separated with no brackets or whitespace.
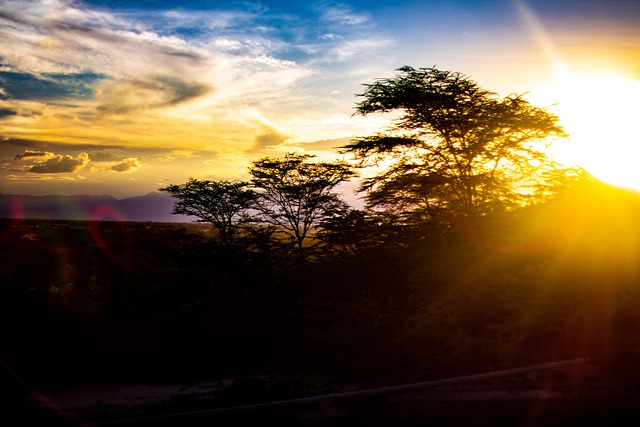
329,37,393,62
0,0,317,118
0,0,401,166
0,0,207,78
162,8,262,32
319,33,344,40
318,3,370,26
213,38,244,51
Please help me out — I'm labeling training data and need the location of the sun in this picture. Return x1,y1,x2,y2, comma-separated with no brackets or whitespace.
547,71,640,192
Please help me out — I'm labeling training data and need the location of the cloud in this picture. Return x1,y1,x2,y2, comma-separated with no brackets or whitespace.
160,7,266,36
253,129,289,151
319,33,343,40
213,38,244,52
95,76,210,114
13,149,139,174
28,152,89,173
88,152,141,173
292,136,354,152
89,151,121,162
158,155,175,162
0,0,311,111
0,0,391,161
14,150,53,161
317,3,370,26
0,107,17,118
11,149,90,174
0,71,102,101
0,138,139,163
109,158,141,173
156,149,197,163
0,0,207,73
327,37,393,62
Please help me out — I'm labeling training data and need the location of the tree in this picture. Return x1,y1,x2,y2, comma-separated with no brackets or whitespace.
317,208,409,254
342,66,568,222
160,179,257,246
249,153,355,255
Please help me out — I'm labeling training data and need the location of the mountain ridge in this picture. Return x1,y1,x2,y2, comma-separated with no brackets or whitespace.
0,192,194,222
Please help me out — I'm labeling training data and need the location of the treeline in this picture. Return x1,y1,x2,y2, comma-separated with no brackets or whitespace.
161,66,577,259
149,66,640,386
3,182,640,394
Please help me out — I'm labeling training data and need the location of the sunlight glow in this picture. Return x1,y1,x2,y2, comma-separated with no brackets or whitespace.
549,72,640,192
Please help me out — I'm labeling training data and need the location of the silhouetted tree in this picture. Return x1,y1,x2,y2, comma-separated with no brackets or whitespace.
160,179,257,246
317,208,409,253
534,166,596,202
342,66,568,222
249,153,355,255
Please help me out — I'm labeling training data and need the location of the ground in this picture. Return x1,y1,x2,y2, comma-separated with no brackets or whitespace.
3,359,639,426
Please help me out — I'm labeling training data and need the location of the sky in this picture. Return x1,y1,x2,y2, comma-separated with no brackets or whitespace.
1,0,640,199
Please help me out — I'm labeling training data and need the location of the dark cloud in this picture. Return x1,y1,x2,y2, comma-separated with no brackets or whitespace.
29,153,89,173
0,107,17,118
14,150,50,160
90,152,122,162
0,9,30,27
8,146,140,174
292,136,353,151
165,77,209,105
164,50,202,61
252,129,289,152
1,137,123,153
96,76,210,114
0,71,103,101
0,137,191,162
110,158,140,172
1,140,48,164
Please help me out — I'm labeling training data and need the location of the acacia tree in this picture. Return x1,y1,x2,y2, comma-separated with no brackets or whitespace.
342,66,568,222
249,153,355,254
160,179,257,246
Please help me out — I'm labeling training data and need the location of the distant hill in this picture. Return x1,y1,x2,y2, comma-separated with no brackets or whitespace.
0,192,195,222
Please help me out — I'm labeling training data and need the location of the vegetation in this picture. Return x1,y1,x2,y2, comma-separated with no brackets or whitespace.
342,66,568,222
249,153,355,254
160,179,256,246
3,181,640,392
161,67,577,252
161,153,354,258
3,67,640,422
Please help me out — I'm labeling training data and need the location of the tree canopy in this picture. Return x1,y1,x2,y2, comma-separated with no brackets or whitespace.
342,66,568,222
249,153,355,254
160,179,257,246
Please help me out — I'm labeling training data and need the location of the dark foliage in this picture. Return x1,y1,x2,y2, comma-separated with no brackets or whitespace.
160,179,257,245
3,182,640,398
249,153,355,255
342,66,570,221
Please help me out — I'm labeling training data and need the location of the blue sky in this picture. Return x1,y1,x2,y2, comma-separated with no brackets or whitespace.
1,0,639,197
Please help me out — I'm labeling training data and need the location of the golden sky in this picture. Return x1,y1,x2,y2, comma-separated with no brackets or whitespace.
1,0,639,198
